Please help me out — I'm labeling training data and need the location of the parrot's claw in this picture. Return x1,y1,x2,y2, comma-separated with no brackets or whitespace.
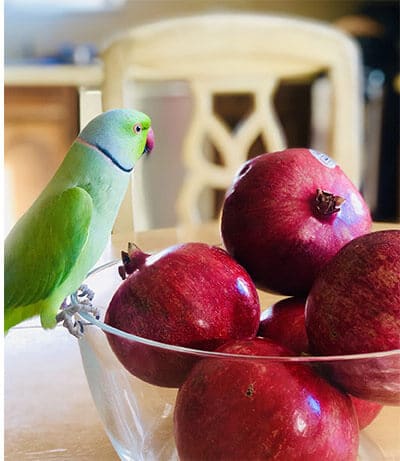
56,286,99,338
61,298,70,310
56,308,84,338
56,303,100,338
77,284,95,302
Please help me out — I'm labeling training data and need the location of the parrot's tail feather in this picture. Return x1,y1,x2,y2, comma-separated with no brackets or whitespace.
5,303,42,333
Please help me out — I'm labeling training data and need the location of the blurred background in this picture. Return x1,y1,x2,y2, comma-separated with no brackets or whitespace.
4,0,399,233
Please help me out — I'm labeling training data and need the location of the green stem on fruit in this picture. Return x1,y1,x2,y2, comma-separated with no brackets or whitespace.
314,189,345,216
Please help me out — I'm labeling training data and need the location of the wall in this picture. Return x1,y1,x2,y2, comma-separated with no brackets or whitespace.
5,0,363,61
5,0,399,226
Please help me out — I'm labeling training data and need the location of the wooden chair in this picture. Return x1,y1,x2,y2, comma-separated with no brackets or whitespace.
100,13,363,232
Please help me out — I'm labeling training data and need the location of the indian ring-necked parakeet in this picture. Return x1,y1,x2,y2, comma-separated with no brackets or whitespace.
5,108,154,335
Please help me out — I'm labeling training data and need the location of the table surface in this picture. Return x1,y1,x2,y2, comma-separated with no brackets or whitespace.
4,220,400,460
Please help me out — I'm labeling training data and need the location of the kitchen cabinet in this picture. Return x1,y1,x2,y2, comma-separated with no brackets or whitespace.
4,85,79,233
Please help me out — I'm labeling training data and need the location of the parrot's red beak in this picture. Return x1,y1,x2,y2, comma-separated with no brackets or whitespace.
143,127,155,154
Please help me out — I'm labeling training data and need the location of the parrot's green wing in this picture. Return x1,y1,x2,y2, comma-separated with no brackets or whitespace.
5,187,93,327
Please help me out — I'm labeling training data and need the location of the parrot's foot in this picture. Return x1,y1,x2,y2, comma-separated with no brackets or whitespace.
56,285,99,338
56,302,100,338
77,284,95,302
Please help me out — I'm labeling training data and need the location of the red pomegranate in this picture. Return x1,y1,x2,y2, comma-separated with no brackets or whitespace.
221,148,371,296
105,242,260,387
305,230,400,405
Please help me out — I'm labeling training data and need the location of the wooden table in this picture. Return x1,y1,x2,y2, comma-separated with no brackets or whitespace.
4,221,400,460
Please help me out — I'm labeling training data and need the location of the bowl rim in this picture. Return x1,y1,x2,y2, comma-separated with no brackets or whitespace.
78,259,400,364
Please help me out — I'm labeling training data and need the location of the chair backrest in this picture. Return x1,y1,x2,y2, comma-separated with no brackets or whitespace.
100,13,363,232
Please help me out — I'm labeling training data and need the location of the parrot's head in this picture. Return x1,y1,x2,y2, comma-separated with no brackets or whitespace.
79,109,154,172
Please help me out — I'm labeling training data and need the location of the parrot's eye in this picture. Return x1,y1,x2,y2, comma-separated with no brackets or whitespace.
133,123,142,134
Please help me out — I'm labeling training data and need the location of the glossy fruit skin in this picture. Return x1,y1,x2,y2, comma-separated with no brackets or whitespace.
305,230,400,405
221,148,371,296
351,396,382,430
174,338,359,461
105,242,260,387
258,297,382,429
258,297,308,353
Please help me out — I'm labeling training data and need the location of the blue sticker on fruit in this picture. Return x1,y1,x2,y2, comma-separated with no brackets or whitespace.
309,149,336,169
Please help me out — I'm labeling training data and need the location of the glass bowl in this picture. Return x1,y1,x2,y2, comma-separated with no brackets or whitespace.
77,261,400,461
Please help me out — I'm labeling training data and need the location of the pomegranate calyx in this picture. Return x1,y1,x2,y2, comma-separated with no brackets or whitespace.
118,242,149,280
314,189,345,216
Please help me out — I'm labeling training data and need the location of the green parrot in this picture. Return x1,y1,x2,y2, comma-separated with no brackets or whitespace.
5,108,154,334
